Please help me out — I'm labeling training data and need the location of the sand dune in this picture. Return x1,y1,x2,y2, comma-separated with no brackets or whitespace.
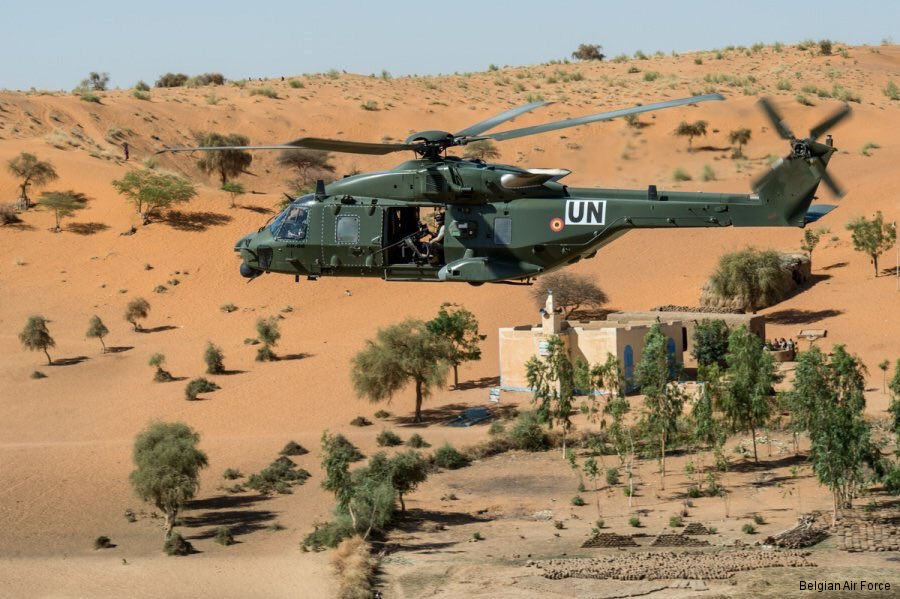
0,43,898,596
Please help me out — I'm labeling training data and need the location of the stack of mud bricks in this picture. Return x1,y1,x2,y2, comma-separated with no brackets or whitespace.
836,517,900,552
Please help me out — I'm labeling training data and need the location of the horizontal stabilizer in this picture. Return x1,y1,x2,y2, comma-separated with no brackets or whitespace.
804,204,837,224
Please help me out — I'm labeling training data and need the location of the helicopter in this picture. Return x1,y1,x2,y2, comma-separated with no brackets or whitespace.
160,94,849,285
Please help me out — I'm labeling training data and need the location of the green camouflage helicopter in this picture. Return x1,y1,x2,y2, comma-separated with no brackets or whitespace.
161,95,849,285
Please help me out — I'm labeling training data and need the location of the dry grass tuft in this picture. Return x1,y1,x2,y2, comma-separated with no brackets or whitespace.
332,536,377,599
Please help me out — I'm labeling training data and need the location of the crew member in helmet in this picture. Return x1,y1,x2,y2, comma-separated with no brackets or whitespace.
427,210,446,264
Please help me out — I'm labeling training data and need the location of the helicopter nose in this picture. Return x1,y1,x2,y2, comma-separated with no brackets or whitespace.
239,262,258,278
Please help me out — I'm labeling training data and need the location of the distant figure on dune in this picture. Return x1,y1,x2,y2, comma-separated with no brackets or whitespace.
122,142,129,161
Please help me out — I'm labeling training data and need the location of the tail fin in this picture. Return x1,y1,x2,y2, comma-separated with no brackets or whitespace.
754,139,839,227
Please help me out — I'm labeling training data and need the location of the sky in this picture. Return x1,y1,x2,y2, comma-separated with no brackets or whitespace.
2,0,897,90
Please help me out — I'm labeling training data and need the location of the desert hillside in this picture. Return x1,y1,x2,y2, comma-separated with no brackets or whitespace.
0,42,898,597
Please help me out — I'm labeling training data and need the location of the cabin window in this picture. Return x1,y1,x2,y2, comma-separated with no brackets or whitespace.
336,215,359,244
275,206,308,240
494,217,512,245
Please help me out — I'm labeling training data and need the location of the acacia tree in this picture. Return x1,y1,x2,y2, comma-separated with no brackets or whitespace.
571,43,605,61
277,149,335,193
526,335,575,456
37,190,87,232
365,450,429,513
635,324,684,490
111,169,196,224
7,152,58,208
728,128,751,157
462,140,501,161
425,302,485,387
130,421,208,537
193,132,252,185
80,72,109,91
351,319,451,423
789,346,873,525
531,272,608,318
86,315,109,352
801,227,828,262
20,315,55,365
710,247,784,312
125,297,150,331
722,325,775,463
674,120,708,151
845,211,896,277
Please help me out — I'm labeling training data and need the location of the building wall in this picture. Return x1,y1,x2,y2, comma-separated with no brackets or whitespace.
606,311,765,366
499,321,684,392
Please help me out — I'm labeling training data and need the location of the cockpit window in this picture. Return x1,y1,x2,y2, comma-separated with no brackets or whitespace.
273,205,309,240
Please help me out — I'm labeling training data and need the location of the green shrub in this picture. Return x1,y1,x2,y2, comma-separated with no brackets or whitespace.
79,90,101,103
472,531,484,540
93,535,112,549
694,57,703,65
222,468,243,480
795,93,814,106
406,433,430,448
249,87,278,99
30,370,47,379
606,468,619,486
360,100,379,111
710,247,785,311
220,303,238,313
163,531,193,555
134,80,150,92
256,345,277,362
554,520,565,529
303,517,354,550
433,443,469,469
488,421,506,436
132,90,151,101
818,39,833,55
776,79,792,91
884,81,899,101
246,457,310,494
280,440,308,456
571,495,586,506
204,342,225,374
332,434,364,461
507,411,549,451
376,429,403,447
673,167,692,181
374,410,390,419
629,516,641,527
753,514,765,525
669,515,683,527
701,165,716,182
643,71,661,82
185,377,219,400
624,486,634,497
687,485,702,498
595,518,605,529
288,79,304,88
742,523,756,534
156,73,188,88
350,416,372,427
214,526,235,546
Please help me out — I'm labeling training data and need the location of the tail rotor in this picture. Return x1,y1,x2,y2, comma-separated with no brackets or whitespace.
753,98,850,198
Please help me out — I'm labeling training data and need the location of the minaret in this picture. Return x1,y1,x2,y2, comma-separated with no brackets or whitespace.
542,290,562,335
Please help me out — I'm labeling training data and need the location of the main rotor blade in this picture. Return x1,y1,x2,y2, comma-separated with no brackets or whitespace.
818,166,846,198
283,137,419,155
809,103,851,141
158,145,309,154
757,97,795,140
454,101,552,138
159,138,419,156
482,93,724,142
